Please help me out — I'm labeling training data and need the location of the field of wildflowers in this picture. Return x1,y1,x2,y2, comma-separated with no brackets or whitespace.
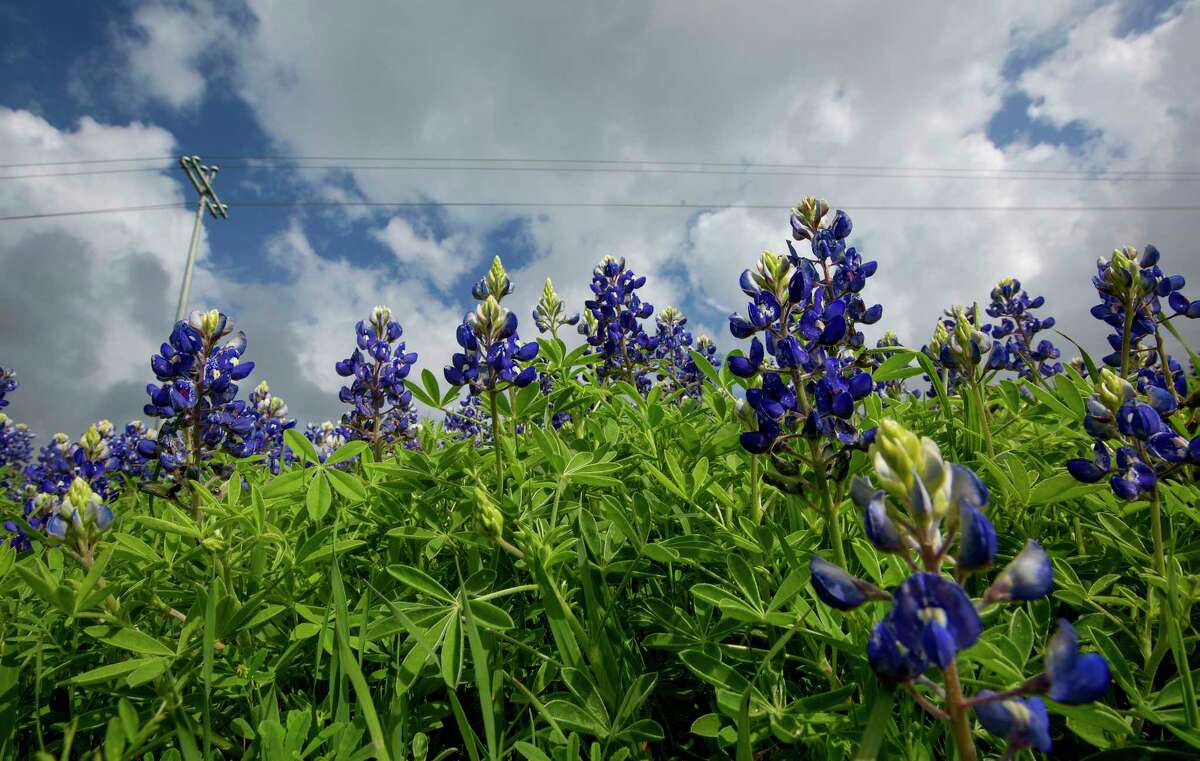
0,197,1197,760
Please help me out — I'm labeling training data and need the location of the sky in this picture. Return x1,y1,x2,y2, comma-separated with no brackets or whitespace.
0,0,1198,440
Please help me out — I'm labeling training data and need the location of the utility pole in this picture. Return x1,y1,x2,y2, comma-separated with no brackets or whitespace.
175,155,229,323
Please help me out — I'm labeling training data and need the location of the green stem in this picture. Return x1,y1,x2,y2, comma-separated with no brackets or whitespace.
1162,318,1200,369
853,688,896,761
1149,488,1166,580
970,378,994,459
1120,296,1136,378
811,442,847,568
942,661,978,761
488,389,504,496
749,455,763,524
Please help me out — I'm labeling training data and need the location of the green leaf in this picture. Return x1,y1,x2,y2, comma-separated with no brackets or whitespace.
284,428,321,465
387,565,455,602
687,349,723,390
466,599,514,631
261,468,306,498
440,609,463,688
69,657,165,686
326,468,368,503
331,555,392,761
306,472,332,521
325,440,369,466
85,626,175,657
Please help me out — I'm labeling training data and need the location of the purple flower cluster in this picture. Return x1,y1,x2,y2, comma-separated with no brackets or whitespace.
335,306,418,455
1067,369,1198,499
0,366,33,482
0,413,34,473
680,335,720,399
6,421,118,549
1067,244,1199,499
922,305,1005,395
304,421,354,465
725,199,882,453
245,381,297,474
443,393,492,445
138,310,258,478
651,306,704,397
0,365,16,410
105,421,156,481
1091,245,1199,372
811,420,1108,757
444,257,540,394
983,278,1063,382
583,256,656,389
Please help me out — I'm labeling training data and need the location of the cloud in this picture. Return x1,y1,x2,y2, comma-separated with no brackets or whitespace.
371,216,470,290
118,0,234,109
0,108,190,436
7,0,1200,441
0,107,465,438
211,0,1195,358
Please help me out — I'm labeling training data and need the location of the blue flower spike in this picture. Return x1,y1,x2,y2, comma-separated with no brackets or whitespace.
724,199,882,456
807,419,1108,759
139,309,260,484
335,305,419,456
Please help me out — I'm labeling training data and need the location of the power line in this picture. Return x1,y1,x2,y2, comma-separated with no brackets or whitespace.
2,153,1199,178
5,162,1200,183
3,199,1200,222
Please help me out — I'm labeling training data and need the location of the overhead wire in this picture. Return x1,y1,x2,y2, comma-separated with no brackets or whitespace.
3,162,1200,182
2,153,1199,178
2,199,1199,222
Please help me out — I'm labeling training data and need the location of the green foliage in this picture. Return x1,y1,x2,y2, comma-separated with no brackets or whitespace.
1,366,1198,760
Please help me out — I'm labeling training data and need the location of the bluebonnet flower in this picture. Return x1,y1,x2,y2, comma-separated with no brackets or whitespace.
335,305,419,458
22,423,114,501
650,306,691,391
583,255,655,389
0,413,34,472
810,555,888,610
244,381,297,473
811,420,1108,758
972,694,1052,754
725,199,881,458
0,366,35,501
532,278,580,339
870,330,910,397
44,477,113,568
305,421,354,465
1091,245,1199,377
1067,368,1199,500
1041,620,1112,705
651,306,718,398
922,305,1006,395
983,278,1063,383
678,334,721,400
105,421,156,481
138,310,259,486
444,257,540,395
0,365,16,409
443,393,492,445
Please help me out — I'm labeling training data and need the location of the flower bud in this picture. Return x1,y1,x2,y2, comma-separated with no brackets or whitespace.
370,305,393,334
1097,368,1135,411
484,256,513,302
475,486,504,540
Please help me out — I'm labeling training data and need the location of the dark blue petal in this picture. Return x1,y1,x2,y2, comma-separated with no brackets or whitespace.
809,556,867,610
